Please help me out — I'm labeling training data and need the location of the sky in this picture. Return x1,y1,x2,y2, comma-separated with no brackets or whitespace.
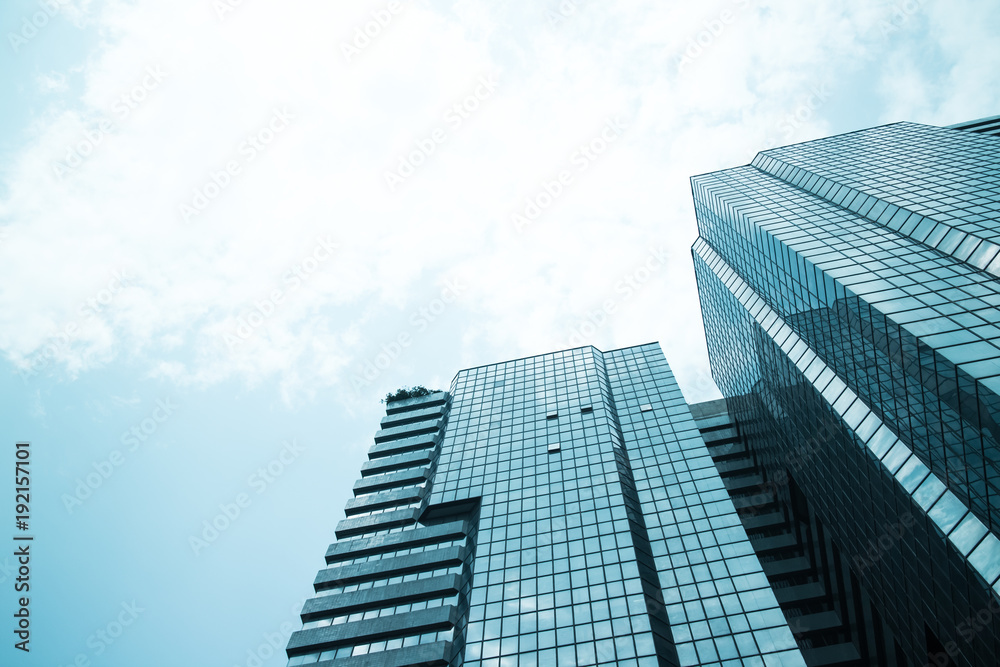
1,0,999,665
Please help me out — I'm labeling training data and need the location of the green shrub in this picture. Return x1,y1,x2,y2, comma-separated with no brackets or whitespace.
383,385,437,403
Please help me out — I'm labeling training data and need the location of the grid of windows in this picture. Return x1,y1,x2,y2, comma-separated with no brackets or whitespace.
605,346,804,667
287,629,453,664
433,348,669,666
425,346,805,666
328,537,467,566
302,595,460,628
354,482,423,499
696,242,1000,663
312,564,465,597
287,346,812,666
752,122,1000,260
347,502,423,518
691,121,1000,667
693,153,1000,533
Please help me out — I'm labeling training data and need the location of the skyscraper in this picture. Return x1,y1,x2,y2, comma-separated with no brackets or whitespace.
285,344,809,667
691,120,1000,666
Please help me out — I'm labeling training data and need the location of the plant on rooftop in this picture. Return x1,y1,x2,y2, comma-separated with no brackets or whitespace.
383,385,436,403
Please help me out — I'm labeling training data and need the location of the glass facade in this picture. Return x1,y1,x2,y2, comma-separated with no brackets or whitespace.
286,344,806,666
690,399,878,664
692,121,1000,666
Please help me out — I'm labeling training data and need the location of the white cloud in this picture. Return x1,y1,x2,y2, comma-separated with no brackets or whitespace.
2,0,998,405
37,70,69,93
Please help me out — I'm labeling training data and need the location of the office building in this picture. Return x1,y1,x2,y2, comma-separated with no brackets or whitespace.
691,119,1000,665
281,117,1000,667
285,344,809,667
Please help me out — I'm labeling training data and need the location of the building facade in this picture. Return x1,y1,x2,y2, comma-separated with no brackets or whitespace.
691,120,1000,666
285,344,808,667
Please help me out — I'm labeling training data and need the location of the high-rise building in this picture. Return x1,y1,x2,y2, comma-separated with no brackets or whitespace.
282,118,999,667
284,344,810,667
691,120,1000,666
948,114,1000,138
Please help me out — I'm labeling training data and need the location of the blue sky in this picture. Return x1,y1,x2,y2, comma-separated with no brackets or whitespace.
1,0,999,665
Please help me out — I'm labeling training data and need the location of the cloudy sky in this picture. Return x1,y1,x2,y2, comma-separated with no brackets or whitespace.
1,0,999,665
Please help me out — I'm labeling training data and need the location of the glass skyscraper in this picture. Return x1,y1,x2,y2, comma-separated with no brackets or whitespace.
692,120,1000,665
282,118,1000,667
285,344,808,667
